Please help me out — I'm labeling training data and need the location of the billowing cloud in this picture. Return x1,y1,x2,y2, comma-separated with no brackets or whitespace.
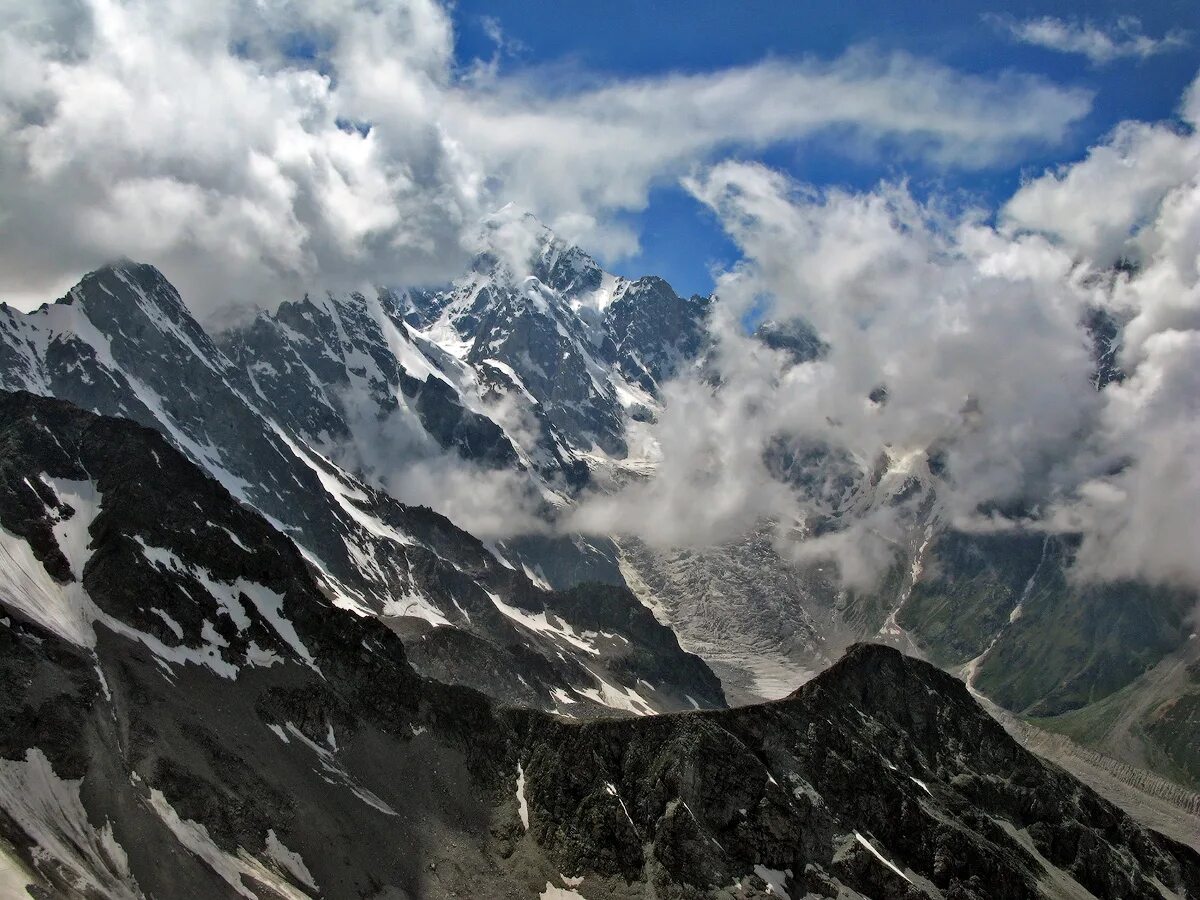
989,14,1188,65
574,73,1200,591
0,0,475,315
0,0,1091,316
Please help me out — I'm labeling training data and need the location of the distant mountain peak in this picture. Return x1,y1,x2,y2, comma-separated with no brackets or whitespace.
472,205,605,295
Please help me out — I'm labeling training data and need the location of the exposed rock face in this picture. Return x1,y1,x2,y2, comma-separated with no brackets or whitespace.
601,276,711,396
0,392,1194,898
0,389,509,898
222,212,710,495
0,262,723,720
512,644,1200,899
219,290,521,472
753,316,827,364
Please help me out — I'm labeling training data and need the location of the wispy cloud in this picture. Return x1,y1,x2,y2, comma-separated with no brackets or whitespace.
989,14,1188,65
479,15,527,58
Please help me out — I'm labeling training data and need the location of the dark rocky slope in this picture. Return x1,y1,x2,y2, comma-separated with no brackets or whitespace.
0,391,1196,899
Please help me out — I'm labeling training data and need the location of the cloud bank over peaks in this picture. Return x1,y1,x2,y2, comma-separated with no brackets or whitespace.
0,0,1092,317
574,73,1200,592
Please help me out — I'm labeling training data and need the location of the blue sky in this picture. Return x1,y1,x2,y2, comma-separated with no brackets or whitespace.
454,0,1200,296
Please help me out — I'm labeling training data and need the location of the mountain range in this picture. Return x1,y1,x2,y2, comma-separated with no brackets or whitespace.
0,214,1198,897
0,390,1196,897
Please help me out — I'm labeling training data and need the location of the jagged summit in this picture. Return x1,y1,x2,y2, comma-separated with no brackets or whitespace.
474,203,604,291
0,249,725,721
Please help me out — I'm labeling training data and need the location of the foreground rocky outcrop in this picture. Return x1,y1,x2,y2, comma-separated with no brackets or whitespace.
0,391,1196,898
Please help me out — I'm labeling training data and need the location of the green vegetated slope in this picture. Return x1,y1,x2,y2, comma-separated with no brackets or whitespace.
899,529,1199,790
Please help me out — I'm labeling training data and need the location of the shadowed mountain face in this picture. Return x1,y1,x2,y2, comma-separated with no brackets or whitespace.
895,529,1200,789
0,263,722,719
0,392,1196,899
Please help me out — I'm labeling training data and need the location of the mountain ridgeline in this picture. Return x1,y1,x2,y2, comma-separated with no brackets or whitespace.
0,220,1196,780
0,390,1196,898
0,254,723,718
0,215,1198,896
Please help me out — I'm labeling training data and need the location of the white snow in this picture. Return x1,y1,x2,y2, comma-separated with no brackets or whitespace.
267,723,290,743
909,776,933,797
136,538,321,676
481,357,538,403
0,503,303,681
295,547,374,617
246,641,283,668
283,723,397,817
521,564,554,591
516,763,529,830
570,270,623,314
109,267,222,376
211,523,251,553
0,477,107,648
540,884,588,900
264,829,318,892
237,579,321,675
143,787,314,899
0,749,142,899
388,319,451,385
381,591,451,628
0,839,34,899
854,831,914,884
487,592,599,657
269,425,413,547
573,668,655,716
45,478,101,579
0,521,101,648
150,607,185,640
95,664,113,701
266,431,449,627
549,687,577,706
604,784,639,834
122,369,254,503
753,864,792,898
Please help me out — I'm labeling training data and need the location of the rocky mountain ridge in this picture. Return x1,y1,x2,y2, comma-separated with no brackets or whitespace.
0,388,1196,898
0,265,721,718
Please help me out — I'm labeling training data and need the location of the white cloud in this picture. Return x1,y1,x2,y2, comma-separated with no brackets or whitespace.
991,14,1188,65
573,166,1102,585
0,0,1091,317
1064,331,1200,587
573,72,1200,591
478,14,526,59
1002,121,1200,265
